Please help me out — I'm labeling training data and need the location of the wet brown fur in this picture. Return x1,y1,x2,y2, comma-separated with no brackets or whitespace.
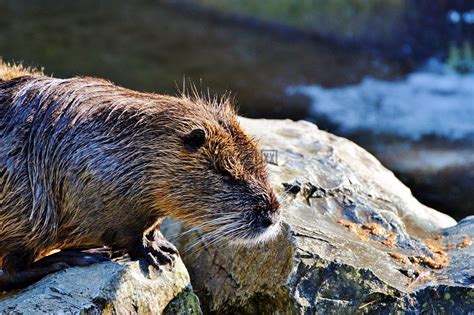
0,73,280,281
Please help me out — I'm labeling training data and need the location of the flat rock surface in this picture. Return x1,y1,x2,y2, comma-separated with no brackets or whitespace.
163,118,473,313
0,257,202,314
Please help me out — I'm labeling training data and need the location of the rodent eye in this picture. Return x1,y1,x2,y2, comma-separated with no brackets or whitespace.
181,128,206,152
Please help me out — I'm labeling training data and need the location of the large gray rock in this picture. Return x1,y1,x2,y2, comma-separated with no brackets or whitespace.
0,258,202,314
163,118,473,313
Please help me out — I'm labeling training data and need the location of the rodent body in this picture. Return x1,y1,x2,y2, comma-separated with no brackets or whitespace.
0,75,280,290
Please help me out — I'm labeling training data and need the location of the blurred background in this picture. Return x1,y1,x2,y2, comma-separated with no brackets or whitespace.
0,0,472,220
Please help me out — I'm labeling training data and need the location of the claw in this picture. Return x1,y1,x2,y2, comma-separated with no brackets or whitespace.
144,252,161,270
150,246,174,266
155,240,179,256
130,232,179,269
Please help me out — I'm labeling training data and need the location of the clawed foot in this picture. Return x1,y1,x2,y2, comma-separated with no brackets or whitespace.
129,231,179,270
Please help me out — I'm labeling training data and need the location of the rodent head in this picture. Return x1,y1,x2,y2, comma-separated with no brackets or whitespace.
152,96,281,245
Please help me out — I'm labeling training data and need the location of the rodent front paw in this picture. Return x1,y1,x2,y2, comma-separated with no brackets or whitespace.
133,238,179,270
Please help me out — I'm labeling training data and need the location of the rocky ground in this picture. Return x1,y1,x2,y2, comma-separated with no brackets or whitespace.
0,257,201,314
3,118,471,314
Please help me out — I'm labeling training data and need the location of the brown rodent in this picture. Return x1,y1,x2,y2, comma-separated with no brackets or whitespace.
0,75,280,291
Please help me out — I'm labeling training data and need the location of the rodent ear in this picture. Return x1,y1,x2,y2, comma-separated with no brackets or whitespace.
181,128,206,152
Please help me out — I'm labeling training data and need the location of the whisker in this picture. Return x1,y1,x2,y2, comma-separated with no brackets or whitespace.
166,213,241,241
181,220,247,255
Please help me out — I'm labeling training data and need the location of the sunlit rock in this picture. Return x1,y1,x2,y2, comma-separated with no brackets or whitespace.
0,258,202,314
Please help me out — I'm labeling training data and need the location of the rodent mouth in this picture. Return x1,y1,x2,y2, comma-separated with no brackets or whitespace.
193,209,282,247
228,215,282,246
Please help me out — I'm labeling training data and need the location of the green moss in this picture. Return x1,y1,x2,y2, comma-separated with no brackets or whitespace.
212,287,298,315
163,286,202,315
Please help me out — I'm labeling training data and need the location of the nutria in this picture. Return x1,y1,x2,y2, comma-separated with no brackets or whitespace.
0,75,281,291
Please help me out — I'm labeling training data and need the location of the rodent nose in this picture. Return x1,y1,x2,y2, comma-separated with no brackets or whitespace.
257,201,280,228
260,215,274,228
254,190,281,227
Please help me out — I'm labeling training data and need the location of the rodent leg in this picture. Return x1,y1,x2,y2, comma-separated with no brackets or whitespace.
0,249,110,292
0,263,69,292
128,230,179,270
33,249,110,268
2,251,34,273
59,246,113,258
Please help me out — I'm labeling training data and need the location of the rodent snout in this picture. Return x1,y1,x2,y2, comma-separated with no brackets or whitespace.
227,190,282,245
256,192,281,227
259,212,280,228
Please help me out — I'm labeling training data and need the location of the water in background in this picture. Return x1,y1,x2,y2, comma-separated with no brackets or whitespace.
288,68,474,142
